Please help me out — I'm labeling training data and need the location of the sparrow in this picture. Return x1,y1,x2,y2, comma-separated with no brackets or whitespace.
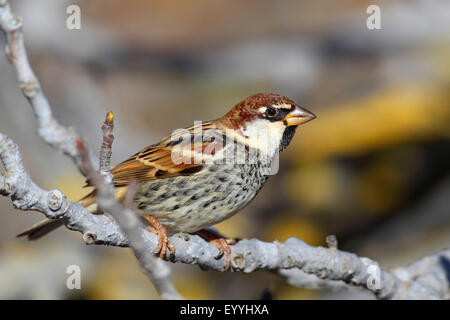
18,93,316,269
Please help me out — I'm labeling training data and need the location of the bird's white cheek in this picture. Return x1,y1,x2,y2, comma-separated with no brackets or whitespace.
242,119,285,156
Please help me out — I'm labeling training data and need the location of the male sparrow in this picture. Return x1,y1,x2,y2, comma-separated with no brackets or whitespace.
18,93,316,269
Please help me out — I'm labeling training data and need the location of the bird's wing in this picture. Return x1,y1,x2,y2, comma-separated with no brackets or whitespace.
110,121,225,187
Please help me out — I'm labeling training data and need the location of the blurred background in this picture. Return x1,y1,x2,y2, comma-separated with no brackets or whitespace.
0,0,449,299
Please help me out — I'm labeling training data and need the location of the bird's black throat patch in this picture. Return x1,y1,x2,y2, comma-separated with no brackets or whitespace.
279,125,297,152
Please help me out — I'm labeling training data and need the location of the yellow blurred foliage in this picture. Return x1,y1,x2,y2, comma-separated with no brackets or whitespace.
431,42,450,82
44,172,91,202
276,284,318,300
173,273,214,300
292,85,450,163
88,250,159,299
263,216,323,246
88,249,214,299
285,162,343,212
357,159,405,214
214,213,251,239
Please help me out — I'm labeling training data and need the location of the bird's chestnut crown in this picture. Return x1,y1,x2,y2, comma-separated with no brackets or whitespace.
220,93,315,129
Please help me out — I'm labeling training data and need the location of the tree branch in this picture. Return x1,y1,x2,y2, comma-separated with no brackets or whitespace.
0,0,92,172
99,112,114,184
0,0,180,299
78,115,182,300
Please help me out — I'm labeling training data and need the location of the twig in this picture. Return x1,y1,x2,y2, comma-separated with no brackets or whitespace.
87,113,181,299
0,0,92,172
99,112,114,184
326,235,338,249
0,0,181,299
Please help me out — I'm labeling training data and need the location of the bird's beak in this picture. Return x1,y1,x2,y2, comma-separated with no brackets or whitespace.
284,105,316,126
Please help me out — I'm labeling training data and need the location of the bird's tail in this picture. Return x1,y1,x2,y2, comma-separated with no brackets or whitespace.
16,190,98,240
16,219,64,240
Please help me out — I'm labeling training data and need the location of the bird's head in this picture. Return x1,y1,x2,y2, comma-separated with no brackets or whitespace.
219,93,316,154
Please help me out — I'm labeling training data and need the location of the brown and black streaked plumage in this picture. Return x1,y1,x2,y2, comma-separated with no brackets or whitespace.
18,93,316,269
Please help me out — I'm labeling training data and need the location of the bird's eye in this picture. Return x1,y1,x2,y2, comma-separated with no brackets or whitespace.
265,107,278,118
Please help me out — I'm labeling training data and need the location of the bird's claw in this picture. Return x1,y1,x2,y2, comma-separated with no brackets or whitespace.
197,229,237,270
210,237,236,270
144,215,175,260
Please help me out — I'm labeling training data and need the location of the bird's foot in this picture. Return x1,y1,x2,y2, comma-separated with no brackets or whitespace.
197,228,237,270
143,215,175,260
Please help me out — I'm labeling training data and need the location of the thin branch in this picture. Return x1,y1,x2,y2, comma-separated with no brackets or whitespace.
85,114,182,300
99,112,114,184
0,0,92,172
0,1,181,299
